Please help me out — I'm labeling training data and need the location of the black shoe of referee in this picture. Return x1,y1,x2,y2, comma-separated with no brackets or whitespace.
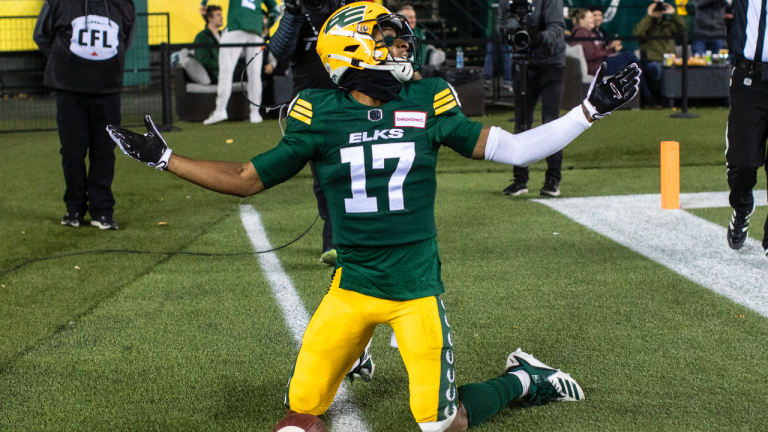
727,210,751,250
503,182,528,196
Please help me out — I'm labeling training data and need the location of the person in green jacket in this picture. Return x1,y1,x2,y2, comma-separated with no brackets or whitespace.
201,0,279,125
194,5,223,83
633,1,686,105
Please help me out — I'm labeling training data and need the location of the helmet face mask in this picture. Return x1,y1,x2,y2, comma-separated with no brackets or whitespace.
371,13,419,63
317,2,422,84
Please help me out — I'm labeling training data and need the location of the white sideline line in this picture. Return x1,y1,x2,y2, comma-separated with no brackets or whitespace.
239,205,370,432
533,192,768,318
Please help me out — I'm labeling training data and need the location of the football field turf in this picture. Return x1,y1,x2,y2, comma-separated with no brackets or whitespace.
1,107,767,431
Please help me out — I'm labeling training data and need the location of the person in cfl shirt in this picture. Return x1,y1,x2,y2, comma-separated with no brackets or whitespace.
106,3,641,430
34,0,136,231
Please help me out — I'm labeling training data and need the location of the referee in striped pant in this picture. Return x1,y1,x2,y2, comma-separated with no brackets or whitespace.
725,0,768,260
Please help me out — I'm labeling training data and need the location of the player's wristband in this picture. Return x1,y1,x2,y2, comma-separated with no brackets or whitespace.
151,148,172,171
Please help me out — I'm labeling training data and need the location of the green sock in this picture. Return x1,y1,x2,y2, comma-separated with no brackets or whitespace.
457,373,523,428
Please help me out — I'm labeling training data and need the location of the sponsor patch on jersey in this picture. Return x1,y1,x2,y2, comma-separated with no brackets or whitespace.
394,111,427,128
69,15,120,61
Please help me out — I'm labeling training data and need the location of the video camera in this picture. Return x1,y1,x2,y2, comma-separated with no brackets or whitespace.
503,0,534,51
301,0,332,15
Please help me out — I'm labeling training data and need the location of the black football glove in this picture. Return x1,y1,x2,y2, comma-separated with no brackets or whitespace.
106,114,172,170
583,62,641,120
283,0,302,15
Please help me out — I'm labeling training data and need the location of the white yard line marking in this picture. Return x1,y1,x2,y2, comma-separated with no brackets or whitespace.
533,192,768,318
239,205,370,432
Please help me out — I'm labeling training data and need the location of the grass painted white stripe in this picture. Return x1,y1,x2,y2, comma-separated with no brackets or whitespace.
239,205,370,432
534,192,768,318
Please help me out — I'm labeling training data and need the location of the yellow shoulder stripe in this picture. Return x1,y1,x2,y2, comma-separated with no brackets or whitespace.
292,104,313,118
434,100,457,116
434,88,452,101
289,111,312,125
433,94,455,109
296,99,312,110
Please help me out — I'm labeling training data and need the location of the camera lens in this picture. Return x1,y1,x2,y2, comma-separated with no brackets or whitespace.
512,30,530,50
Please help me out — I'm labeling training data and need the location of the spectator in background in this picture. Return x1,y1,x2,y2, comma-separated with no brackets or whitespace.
633,0,685,106
692,0,729,56
202,0,280,125
588,4,610,42
398,5,445,79
33,0,136,230
498,0,567,197
570,8,652,102
570,9,623,75
194,5,223,83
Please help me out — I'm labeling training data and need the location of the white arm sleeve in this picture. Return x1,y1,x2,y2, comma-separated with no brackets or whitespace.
484,106,592,166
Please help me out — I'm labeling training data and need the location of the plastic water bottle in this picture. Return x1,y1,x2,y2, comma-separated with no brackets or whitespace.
456,46,464,69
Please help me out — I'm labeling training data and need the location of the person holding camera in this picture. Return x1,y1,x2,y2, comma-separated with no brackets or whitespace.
633,0,686,106
498,0,567,197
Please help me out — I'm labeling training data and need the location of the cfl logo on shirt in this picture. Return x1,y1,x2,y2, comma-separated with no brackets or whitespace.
69,15,119,61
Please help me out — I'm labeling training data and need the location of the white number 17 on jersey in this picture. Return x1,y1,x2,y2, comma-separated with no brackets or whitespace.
340,142,415,213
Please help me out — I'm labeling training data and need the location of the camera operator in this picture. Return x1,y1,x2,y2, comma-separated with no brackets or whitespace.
498,0,567,197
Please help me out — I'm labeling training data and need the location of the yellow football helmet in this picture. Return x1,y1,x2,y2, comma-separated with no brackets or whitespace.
316,2,421,84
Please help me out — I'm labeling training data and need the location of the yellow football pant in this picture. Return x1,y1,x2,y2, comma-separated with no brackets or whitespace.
286,269,457,424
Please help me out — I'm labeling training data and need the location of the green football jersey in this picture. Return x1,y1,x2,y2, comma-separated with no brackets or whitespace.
252,78,483,300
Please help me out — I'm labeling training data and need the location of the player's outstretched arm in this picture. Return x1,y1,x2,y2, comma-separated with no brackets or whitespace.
107,115,264,198
471,62,641,164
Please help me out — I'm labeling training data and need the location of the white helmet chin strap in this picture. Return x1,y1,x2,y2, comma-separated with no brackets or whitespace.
388,61,413,82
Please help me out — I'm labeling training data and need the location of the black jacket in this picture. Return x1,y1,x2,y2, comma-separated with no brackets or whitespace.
33,0,136,94
497,0,565,67
269,0,350,93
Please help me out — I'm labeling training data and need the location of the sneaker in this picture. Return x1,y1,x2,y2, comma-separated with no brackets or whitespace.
319,249,337,266
203,110,228,125
506,348,584,405
61,211,84,227
726,209,751,250
540,178,561,197
250,112,263,124
91,216,118,230
503,182,528,196
347,345,375,382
